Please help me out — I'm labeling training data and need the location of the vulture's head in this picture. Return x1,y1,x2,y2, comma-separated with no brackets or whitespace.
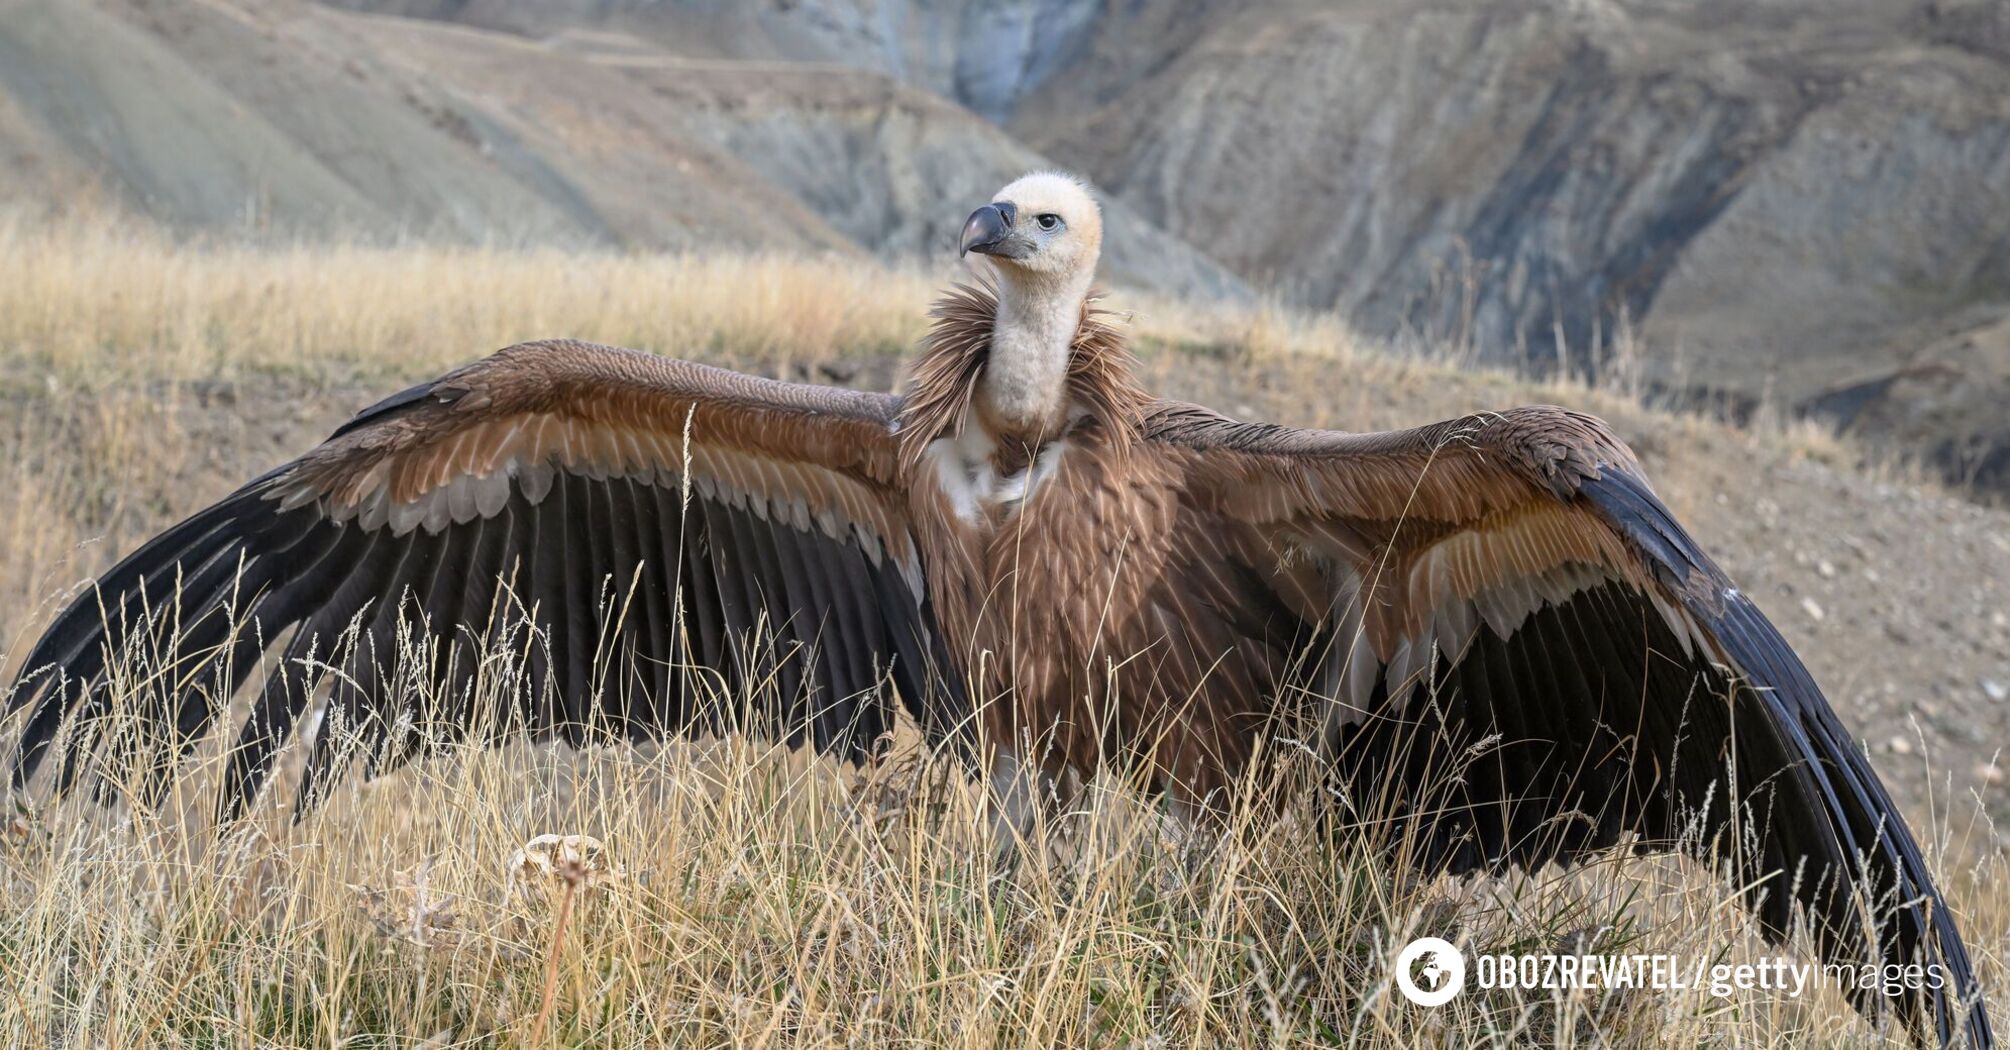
959,172,1102,283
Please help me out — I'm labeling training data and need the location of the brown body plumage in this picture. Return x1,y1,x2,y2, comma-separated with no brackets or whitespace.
4,174,1991,1047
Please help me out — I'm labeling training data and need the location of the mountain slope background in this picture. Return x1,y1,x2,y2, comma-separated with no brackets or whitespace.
1,0,2008,499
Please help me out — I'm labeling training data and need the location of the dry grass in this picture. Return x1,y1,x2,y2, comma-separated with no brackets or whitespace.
4,629,2003,1048
0,219,2004,1047
0,214,931,386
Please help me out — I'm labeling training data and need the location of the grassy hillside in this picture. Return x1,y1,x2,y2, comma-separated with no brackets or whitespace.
0,221,2005,1046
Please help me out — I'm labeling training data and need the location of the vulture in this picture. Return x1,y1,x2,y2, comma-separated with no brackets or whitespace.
2,172,1993,1045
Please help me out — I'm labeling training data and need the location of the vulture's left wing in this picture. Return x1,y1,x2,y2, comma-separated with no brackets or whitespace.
1149,401,1988,1047
6,340,963,819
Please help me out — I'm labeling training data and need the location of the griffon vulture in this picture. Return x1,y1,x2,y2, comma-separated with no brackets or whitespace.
3,172,1992,1046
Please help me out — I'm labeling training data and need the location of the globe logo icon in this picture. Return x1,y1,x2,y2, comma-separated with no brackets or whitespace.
1395,937,1466,1006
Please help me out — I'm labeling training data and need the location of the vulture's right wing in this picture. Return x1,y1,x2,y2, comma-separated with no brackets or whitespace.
7,340,965,819
1151,401,1989,1047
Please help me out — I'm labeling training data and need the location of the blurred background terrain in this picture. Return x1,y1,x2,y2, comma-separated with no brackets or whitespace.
4,0,2009,499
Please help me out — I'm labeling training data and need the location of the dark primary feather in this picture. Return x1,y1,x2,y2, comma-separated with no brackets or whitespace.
329,379,449,439
1580,470,1989,1048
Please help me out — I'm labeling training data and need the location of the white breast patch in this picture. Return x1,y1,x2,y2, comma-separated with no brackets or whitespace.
925,426,1069,526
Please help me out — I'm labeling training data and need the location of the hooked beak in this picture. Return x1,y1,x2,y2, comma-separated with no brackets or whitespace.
959,201,1025,258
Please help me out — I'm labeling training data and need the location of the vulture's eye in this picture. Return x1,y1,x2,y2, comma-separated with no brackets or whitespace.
1035,213,1063,231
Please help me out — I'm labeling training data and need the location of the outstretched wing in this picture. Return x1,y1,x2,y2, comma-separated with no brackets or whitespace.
7,340,964,819
1151,401,1989,1047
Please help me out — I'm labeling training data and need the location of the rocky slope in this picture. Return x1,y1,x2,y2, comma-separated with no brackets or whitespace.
0,0,1243,298
317,0,1113,124
1013,0,2010,496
